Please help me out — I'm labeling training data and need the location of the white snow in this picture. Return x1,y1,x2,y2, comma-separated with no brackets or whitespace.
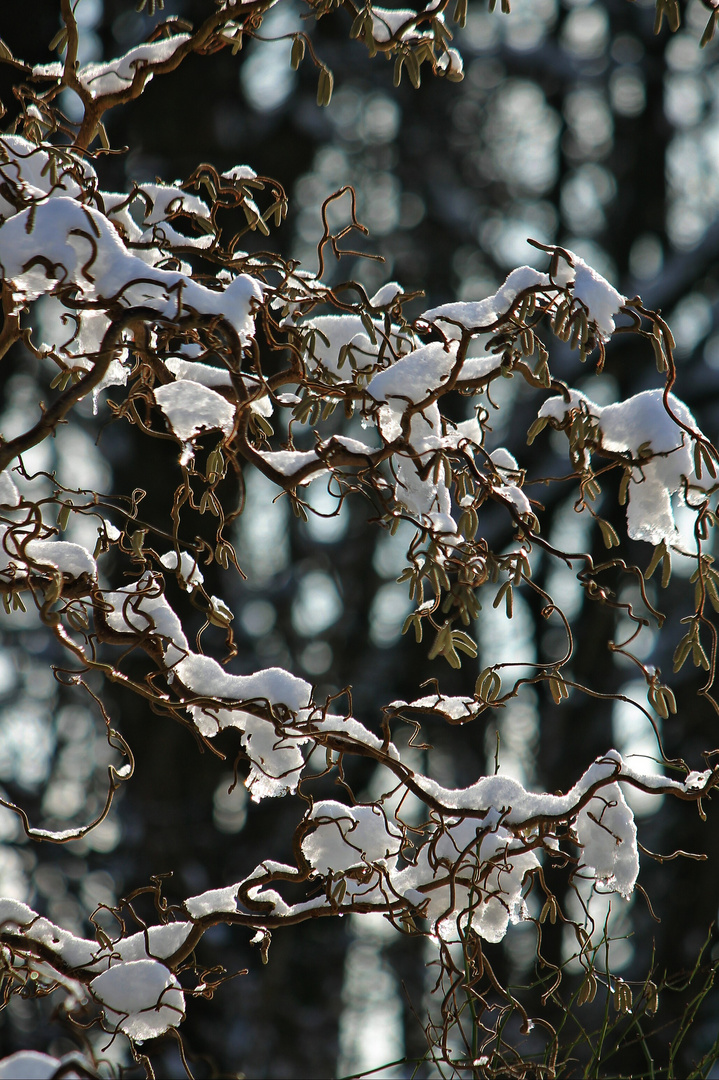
140,221,214,250
153,379,235,444
257,449,328,482
101,191,144,242
381,404,456,531
35,35,191,98
222,165,258,181
0,136,97,222
165,356,232,388
90,959,185,1040
438,47,464,78
367,341,458,404
184,883,239,918
564,253,625,341
0,1052,85,1079
377,402,403,443
0,473,20,507
113,922,193,964
421,267,550,331
138,182,211,225
421,255,623,343
407,749,700,825
0,197,262,340
242,714,306,800
22,539,96,578
573,782,638,898
301,801,402,874
163,357,271,416
370,282,403,306
390,820,539,943
370,8,418,41
189,706,307,800
390,695,479,721
538,388,711,543
307,713,401,760
159,550,204,590
175,654,311,713
456,353,503,383
495,483,532,517
302,313,411,377
324,435,379,456
0,532,97,580
103,576,314,780
104,574,189,664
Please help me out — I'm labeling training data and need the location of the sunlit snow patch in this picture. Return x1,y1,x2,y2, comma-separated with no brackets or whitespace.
539,388,712,544
573,782,639,898
90,959,185,1041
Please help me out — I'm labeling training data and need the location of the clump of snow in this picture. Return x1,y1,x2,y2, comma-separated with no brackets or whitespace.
368,341,458,404
163,357,270,415
137,182,210,225
140,220,214,251
184,883,239,918
538,388,711,544
222,165,257,181
421,267,550,332
0,1051,86,1079
165,356,232,388
112,922,193,965
390,694,480,722
488,448,532,516
242,714,306,801
556,252,625,341
308,713,401,760
684,769,712,792
446,415,483,449
573,782,638,898
456,352,503,384
189,706,307,800
323,434,379,456
256,449,328,483
301,800,402,874
0,136,97,222
22,539,96,579
34,35,191,98
176,655,311,714
421,253,624,343
0,531,97,579
90,959,185,1041
438,47,464,79
391,820,539,944
495,483,532,518
383,404,457,534
370,7,418,41
104,574,189,665
153,379,235,448
103,574,314,793
159,550,204,590
301,313,411,377
0,899,98,968
0,196,262,340
409,749,620,819
370,281,403,307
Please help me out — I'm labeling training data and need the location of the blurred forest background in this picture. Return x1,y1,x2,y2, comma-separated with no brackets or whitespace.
2,0,719,1076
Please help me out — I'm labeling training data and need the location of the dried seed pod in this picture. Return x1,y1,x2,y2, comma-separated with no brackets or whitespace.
527,416,549,445
577,971,597,1006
